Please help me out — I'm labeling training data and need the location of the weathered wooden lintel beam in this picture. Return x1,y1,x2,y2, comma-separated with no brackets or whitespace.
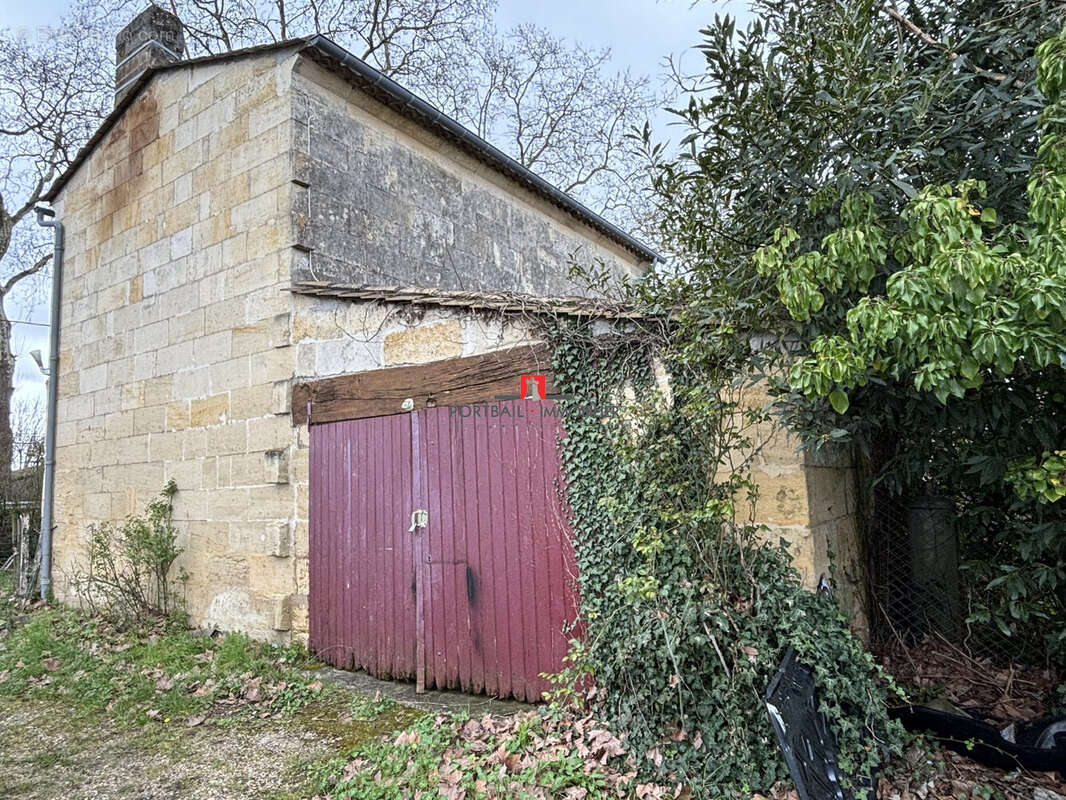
291,344,557,425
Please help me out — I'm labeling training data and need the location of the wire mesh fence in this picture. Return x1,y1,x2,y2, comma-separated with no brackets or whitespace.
866,486,1030,668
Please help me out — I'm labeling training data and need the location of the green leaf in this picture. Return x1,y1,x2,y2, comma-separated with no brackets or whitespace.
828,388,849,415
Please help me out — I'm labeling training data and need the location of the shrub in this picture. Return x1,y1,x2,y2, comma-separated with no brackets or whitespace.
68,480,187,625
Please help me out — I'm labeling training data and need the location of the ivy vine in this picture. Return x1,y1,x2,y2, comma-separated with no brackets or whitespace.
545,322,903,796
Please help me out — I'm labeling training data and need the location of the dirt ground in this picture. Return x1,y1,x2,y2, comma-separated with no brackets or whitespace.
0,696,345,800
0,661,534,800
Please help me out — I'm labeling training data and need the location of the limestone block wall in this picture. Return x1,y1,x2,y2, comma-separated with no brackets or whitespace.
739,383,869,636
805,448,868,636
51,50,304,641
288,57,646,295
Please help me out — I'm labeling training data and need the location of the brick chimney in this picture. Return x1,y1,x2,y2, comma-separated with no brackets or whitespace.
114,5,185,105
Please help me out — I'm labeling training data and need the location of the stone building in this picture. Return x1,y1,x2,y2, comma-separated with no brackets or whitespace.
42,6,865,695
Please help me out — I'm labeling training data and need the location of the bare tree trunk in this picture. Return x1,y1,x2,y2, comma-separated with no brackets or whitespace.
0,312,14,500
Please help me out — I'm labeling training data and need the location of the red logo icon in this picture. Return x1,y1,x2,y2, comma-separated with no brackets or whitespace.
520,374,547,400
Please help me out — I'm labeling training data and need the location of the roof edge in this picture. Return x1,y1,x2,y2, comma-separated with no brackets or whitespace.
42,35,661,263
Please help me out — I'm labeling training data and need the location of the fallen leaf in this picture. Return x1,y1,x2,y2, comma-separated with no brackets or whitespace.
394,730,420,746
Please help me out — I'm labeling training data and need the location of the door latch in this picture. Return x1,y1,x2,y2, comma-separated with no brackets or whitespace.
408,508,428,532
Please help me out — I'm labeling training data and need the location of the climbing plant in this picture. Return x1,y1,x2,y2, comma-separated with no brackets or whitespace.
545,322,902,796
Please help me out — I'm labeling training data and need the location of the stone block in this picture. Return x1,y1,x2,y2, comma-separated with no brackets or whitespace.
272,594,292,632
249,347,295,384
290,447,308,485
164,457,202,491
205,421,247,455
383,322,462,365
172,367,212,400
190,393,229,427
243,485,294,521
170,309,206,343
315,337,382,376
209,357,251,393
805,465,853,526
166,400,191,431
228,520,290,557
232,312,290,357
133,405,165,435
79,364,108,394
295,558,309,595
133,319,169,354
292,521,309,559
230,452,262,486
271,380,291,415
229,384,272,420
246,415,291,452
268,520,291,558
148,430,183,461
193,331,232,364
264,448,289,485
750,467,809,527
104,411,134,440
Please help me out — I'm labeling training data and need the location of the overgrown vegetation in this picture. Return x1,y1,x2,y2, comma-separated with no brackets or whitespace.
68,480,187,625
754,23,1066,657
645,0,1066,663
538,328,901,796
531,6,1066,793
0,601,324,726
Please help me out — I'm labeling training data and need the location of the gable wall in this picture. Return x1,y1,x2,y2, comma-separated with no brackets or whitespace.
51,51,303,640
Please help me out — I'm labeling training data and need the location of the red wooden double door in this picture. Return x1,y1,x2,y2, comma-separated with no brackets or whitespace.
308,401,579,702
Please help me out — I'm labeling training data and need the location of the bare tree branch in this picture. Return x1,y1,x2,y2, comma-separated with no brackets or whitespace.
882,3,1008,82
1,253,51,299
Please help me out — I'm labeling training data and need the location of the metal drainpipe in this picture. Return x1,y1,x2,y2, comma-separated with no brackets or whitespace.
34,206,63,600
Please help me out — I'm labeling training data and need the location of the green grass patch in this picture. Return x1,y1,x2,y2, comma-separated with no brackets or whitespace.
0,568,14,626
347,690,398,721
0,603,323,727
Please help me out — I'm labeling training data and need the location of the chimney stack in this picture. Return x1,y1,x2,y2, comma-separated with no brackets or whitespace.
114,5,185,105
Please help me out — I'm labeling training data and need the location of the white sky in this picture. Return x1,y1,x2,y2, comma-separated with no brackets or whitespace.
0,0,751,407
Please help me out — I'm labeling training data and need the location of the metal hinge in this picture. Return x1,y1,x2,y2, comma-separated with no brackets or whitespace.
408,509,428,532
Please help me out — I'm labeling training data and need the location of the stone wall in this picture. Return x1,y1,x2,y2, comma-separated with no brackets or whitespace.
741,382,869,636
50,45,644,645
288,58,646,295
51,50,303,641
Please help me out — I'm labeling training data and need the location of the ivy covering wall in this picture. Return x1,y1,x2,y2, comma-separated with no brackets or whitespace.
546,324,901,796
